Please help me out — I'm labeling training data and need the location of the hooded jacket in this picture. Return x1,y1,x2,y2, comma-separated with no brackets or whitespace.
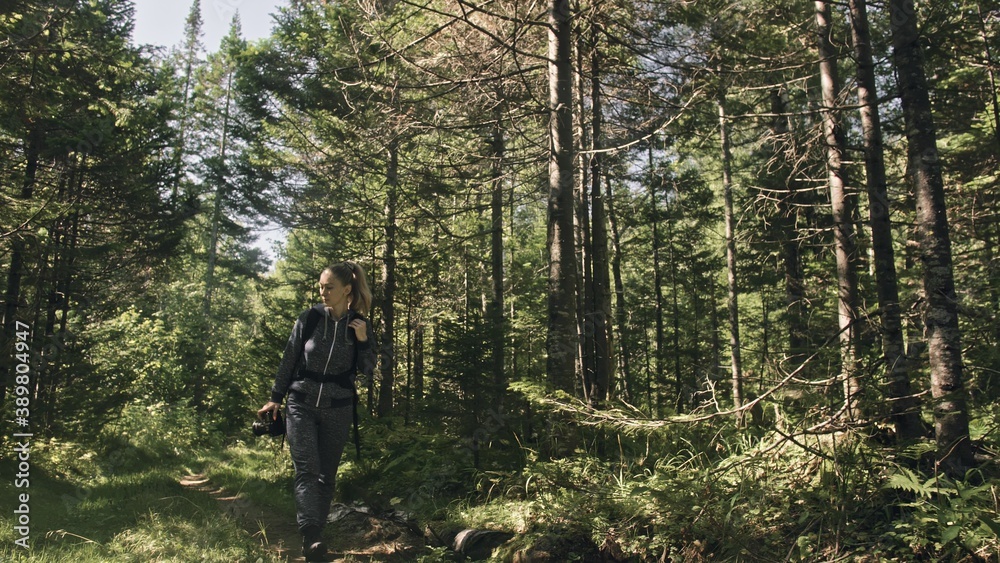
270,304,377,405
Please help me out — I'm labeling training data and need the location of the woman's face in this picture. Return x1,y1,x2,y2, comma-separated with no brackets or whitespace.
319,271,351,310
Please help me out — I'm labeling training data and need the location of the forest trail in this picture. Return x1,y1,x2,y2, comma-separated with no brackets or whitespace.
178,473,428,562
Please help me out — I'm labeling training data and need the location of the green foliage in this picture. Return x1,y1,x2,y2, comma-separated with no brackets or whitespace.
883,468,1000,560
429,314,493,422
442,386,1000,561
188,440,297,521
76,244,270,438
6,380,1000,562
0,423,278,562
339,419,478,518
2,0,999,561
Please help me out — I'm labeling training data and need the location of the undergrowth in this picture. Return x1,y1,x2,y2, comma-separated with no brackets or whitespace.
332,396,1000,562
4,395,1000,562
0,402,280,562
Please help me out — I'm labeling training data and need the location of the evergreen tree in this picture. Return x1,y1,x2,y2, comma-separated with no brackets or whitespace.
889,0,973,476
1,0,185,428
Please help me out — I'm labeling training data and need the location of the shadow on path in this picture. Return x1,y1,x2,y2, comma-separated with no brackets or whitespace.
179,473,428,562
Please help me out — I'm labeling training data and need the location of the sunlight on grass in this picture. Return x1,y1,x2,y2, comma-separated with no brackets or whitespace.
108,509,276,562
0,436,282,563
191,439,297,516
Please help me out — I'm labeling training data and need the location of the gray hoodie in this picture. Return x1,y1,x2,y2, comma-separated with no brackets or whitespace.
269,303,376,405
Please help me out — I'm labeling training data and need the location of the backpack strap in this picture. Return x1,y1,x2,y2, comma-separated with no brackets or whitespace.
299,307,323,362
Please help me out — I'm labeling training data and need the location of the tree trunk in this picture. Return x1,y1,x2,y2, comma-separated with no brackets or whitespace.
203,70,233,321
576,33,593,402
816,0,861,419
36,162,66,431
849,0,923,440
889,0,972,476
977,4,1000,349
378,142,398,418
193,69,234,414
489,103,506,408
414,322,424,408
404,297,413,426
760,289,770,376
668,217,683,412
710,276,722,385
589,26,612,404
2,129,41,414
174,0,204,201
768,87,809,375
718,92,744,426
648,143,666,417
546,0,578,394
606,177,633,402
978,4,1000,155
40,155,84,431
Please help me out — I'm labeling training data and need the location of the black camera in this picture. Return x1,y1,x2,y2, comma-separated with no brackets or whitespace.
253,411,285,437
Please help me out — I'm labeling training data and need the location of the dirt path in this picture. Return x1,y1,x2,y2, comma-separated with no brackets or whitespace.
179,473,428,562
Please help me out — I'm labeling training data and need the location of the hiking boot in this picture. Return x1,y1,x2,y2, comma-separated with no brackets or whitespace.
302,539,328,562
301,525,327,562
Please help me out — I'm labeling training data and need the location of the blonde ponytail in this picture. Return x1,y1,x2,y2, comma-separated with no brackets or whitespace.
324,261,373,316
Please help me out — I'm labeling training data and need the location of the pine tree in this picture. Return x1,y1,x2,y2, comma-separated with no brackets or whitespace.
546,0,578,394
889,0,973,476
1,0,185,427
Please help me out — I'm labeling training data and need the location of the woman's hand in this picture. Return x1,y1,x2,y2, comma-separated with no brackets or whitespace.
257,401,280,420
348,318,368,342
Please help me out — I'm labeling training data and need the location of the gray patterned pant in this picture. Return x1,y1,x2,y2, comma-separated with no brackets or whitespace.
286,395,352,533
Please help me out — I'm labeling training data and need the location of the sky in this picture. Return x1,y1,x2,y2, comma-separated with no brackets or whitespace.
131,0,288,51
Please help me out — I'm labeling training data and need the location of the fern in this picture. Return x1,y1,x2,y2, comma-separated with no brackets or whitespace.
884,467,931,498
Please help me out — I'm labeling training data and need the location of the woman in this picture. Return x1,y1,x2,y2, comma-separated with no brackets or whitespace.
258,261,376,561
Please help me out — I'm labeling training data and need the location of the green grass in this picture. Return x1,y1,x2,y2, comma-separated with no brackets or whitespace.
0,436,282,563
188,439,297,520
6,405,999,562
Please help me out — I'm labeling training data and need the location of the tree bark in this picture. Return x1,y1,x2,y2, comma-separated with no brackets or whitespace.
977,4,1000,350
378,142,398,418
606,177,633,402
889,0,973,476
490,102,506,408
648,143,666,417
849,0,923,440
769,87,809,375
576,31,592,402
2,128,41,414
668,216,683,412
546,0,578,394
816,0,861,419
414,322,424,406
589,25,612,404
718,93,744,426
